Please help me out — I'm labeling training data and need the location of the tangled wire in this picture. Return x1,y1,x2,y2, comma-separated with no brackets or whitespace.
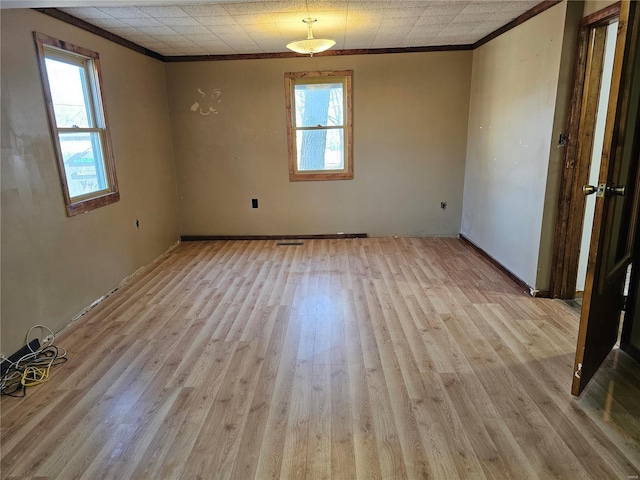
1,325,67,397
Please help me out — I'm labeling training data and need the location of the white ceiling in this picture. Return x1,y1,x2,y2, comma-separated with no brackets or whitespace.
17,1,543,57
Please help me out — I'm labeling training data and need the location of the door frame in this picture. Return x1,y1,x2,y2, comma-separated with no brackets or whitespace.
550,2,621,299
571,0,640,395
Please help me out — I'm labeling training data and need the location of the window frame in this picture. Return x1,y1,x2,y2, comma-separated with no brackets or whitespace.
34,32,119,216
284,70,353,181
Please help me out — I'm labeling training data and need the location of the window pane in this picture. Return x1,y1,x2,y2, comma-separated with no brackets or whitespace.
58,132,108,199
45,57,92,128
296,128,344,171
294,82,343,127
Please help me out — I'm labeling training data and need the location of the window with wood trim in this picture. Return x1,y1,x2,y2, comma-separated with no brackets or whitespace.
285,70,353,181
35,33,119,216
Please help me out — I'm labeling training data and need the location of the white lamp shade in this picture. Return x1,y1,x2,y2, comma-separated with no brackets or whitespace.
286,18,335,56
286,38,336,55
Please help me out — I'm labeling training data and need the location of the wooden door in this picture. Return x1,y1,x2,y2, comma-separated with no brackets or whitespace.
572,0,640,396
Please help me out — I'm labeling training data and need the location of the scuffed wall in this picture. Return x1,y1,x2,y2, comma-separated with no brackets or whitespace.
461,2,568,290
165,51,472,237
1,9,181,356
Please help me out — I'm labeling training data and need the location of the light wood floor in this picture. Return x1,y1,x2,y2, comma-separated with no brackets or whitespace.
2,237,640,479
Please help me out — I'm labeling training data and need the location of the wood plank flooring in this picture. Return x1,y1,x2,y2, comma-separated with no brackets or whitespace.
2,237,640,479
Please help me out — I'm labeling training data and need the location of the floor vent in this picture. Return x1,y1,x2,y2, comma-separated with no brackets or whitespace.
277,241,304,246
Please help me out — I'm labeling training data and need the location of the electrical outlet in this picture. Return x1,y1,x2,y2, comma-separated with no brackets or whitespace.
252,199,258,208
136,219,140,229
441,202,447,209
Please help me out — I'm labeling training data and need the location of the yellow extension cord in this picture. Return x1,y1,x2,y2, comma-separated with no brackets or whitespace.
21,365,50,387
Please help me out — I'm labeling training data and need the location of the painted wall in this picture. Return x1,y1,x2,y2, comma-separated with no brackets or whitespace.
165,51,472,237
461,2,568,290
583,0,618,18
1,9,181,356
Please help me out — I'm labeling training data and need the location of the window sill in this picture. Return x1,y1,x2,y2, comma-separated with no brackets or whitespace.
289,172,353,181
66,191,120,216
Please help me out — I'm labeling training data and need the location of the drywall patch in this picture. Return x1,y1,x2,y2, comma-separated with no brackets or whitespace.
190,87,222,116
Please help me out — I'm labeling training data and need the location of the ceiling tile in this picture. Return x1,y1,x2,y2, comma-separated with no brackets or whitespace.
234,45,263,53
207,24,247,35
138,6,189,18
420,3,466,17
159,16,201,27
95,7,149,19
171,25,212,35
120,17,165,28
223,2,278,15
306,0,349,11
234,13,276,25
107,26,146,36
381,17,417,28
136,26,178,36
161,37,198,47
124,33,155,43
60,1,537,57
384,7,428,19
176,45,210,55
181,4,228,16
63,7,112,19
155,46,182,56
197,16,238,27
415,14,455,26
349,0,391,9
449,13,492,24
90,18,129,29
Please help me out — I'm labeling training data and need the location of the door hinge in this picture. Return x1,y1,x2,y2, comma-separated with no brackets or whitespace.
622,295,628,311
574,363,582,379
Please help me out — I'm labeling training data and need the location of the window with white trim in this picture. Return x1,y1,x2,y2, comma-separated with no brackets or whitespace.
284,70,353,181
35,33,119,216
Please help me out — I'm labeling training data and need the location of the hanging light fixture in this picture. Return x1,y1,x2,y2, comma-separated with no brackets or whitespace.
286,18,335,56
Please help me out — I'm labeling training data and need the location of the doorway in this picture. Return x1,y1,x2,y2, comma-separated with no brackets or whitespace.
575,21,619,298
568,0,640,395
551,3,621,300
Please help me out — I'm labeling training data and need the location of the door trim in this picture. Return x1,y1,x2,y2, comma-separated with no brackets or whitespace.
550,2,621,299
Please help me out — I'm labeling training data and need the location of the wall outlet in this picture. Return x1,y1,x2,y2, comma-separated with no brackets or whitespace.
252,199,258,208
136,219,140,229
441,202,447,209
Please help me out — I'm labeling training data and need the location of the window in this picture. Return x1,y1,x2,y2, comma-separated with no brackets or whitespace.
284,70,353,181
34,33,119,216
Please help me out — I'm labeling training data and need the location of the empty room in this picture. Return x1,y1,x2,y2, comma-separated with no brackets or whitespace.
2,0,640,478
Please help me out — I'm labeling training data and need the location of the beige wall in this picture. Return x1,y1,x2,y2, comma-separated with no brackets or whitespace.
1,9,180,356
583,0,618,17
165,51,472,237
461,2,568,290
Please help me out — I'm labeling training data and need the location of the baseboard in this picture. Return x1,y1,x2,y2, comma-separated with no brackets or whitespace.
181,233,368,241
458,234,548,298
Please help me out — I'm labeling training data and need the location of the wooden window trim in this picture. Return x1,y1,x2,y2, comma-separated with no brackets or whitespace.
34,32,119,217
284,70,353,181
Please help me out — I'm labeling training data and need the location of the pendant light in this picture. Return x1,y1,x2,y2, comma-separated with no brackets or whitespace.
286,18,335,56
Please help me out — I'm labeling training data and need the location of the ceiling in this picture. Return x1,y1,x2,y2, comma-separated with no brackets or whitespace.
14,1,543,57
